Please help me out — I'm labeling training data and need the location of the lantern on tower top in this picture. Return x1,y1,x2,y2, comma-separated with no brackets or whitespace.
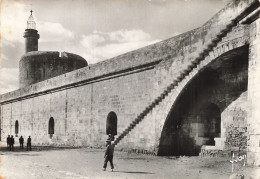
27,10,36,30
23,10,40,53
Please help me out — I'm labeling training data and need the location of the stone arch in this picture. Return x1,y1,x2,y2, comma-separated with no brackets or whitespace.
48,117,54,136
155,44,249,156
106,112,117,135
15,120,19,136
157,68,223,156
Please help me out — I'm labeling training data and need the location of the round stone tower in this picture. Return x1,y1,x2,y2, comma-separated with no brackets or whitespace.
19,51,88,88
19,10,88,88
23,10,40,53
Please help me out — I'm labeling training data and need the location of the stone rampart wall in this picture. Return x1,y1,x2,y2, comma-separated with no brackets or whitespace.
0,0,258,154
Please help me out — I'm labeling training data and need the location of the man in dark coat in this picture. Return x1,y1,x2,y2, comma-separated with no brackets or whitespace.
19,136,24,150
27,136,32,151
103,140,114,171
10,135,14,151
7,135,10,150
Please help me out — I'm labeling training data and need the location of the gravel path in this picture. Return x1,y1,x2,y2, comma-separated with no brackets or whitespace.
0,147,259,179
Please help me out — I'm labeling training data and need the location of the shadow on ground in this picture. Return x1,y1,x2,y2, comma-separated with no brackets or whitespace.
113,171,154,174
0,146,81,153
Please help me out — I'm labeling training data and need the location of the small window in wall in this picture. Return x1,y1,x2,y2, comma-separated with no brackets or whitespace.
106,112,117,136
15,120,19,137
48,117,54,138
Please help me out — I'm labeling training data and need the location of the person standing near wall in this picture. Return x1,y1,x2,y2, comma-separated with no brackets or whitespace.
27,136,32,151
10,135,14,151
7,135,10,150
19,136,24,150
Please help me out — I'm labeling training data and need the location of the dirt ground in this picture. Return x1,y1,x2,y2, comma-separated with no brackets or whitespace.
0,145,260,179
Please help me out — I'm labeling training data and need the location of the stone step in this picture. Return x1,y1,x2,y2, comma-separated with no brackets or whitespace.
114,17,238,146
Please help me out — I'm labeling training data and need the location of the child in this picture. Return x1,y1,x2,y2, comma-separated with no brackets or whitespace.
103,139,114,171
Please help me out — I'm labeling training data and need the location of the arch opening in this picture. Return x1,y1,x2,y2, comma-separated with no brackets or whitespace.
106,112,117,136
48,117,54,138
158,46,249,156
15,120,19,137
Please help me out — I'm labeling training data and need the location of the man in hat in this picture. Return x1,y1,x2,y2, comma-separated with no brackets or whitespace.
108,134,115,141
7,135,10,150
19,136,24,150
103,139,114,171
27,136,32,151
10,135,14,151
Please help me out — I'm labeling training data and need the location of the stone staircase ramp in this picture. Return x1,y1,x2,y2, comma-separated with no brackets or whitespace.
113,1,260,147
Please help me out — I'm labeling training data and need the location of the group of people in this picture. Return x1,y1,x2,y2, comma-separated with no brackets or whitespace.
7,133,114,170
6,135,32,151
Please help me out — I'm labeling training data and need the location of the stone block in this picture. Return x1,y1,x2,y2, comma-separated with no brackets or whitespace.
215,137,226,147
204,145,217,150
230,147,240,152
229,173,244,179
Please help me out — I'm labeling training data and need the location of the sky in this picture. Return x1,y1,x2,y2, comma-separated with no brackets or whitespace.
0,0,229,94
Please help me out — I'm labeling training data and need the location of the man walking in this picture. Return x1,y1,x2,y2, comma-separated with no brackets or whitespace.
19,136,24,150
27,136,32,151
103,139,114,171
7,135,10,150
10,135,14,151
